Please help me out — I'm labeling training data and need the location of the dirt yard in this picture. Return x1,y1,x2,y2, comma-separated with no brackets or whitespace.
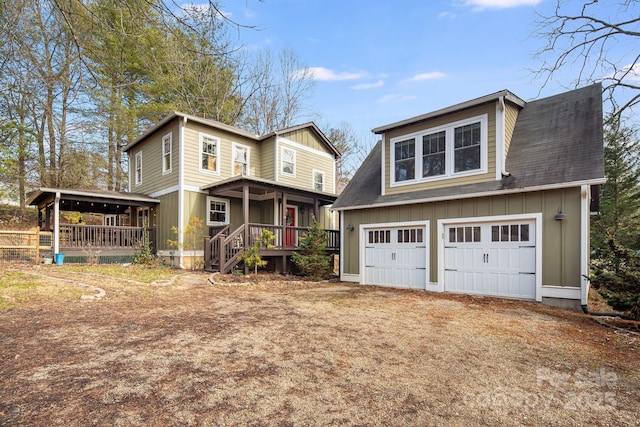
1,266,638,426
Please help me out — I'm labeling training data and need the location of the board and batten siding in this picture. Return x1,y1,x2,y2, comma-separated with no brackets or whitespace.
384,103,497,195
277,139,335,193
342,187,583,288
260,137,276,181
181,121,262,188
282,128,327,152
156,191,179,251
129,122,179,194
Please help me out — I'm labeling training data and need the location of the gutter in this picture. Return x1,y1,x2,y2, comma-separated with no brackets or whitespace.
498,96,511,178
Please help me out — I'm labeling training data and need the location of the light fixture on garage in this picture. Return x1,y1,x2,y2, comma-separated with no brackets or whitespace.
346,224,354,231
554,209,567,220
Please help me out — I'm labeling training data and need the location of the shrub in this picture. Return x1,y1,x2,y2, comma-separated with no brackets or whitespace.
292,219,330,281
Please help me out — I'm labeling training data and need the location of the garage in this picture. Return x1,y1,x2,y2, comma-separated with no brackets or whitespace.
364,224,428,289
443,220,537,300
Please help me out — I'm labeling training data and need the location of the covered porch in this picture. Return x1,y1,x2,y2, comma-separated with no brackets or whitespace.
27,188,160,263
201,176,339,273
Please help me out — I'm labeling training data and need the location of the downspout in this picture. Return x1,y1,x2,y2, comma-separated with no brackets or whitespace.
178,116,187,269
498,96,511,178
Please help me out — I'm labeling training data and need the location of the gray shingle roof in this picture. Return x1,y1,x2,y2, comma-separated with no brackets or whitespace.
333,84,605,210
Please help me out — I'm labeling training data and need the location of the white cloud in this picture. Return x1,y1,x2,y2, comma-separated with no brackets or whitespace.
294,67,368,81
406,72,447,82
351,80,384,90
464,0,542,10
611,63,640,82
437,11,457,20
377,94,418,104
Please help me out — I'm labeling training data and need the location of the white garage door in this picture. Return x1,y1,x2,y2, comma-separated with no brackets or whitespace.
364,226,427,289
444,221,536,300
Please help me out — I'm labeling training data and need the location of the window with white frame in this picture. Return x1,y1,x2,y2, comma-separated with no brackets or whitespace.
281,147,295,176
162,133,172,174
135,151,142,186
391,114,487,185
201,134,219,173
206,197,229,226
313,170,325,192
232,143,249,176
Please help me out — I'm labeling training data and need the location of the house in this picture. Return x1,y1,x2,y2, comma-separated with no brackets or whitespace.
28,113,341,269
332,84,605,309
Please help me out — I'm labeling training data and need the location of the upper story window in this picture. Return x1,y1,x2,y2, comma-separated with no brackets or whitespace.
281,147,296,177
200,133,219,174
232,143,249,176
206,196,229,226
135,151,142,186
313,170,325,192
162,133,172,175
391,114,488,185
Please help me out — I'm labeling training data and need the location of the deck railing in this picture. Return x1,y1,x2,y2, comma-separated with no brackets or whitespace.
59,224,156,251
247,223,339,250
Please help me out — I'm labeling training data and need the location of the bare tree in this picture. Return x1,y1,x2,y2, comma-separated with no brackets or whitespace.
241,48,316,135
534,0,640,120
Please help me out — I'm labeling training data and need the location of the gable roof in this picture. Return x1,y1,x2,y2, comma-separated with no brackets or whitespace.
333,84,605,210
123,112,340,157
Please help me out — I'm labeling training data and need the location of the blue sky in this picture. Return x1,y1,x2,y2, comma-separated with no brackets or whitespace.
221,0,588,136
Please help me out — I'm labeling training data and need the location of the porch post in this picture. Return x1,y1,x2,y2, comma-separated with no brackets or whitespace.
53,192,60,255
313,198,319,222
281,192,287,274
243,185,249,275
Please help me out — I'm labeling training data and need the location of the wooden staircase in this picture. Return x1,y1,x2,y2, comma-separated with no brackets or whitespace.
204,225,246,273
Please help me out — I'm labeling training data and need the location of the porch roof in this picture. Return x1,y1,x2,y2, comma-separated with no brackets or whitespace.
201,176,338,206
27,187,160,214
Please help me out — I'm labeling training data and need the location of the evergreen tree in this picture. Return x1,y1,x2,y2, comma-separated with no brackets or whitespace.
591,117,640,315
292,219,331,281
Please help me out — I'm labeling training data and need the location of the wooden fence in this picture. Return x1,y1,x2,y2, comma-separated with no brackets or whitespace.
0,229,53,264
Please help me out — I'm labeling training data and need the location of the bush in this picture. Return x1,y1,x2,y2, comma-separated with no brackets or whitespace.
291,219,330,281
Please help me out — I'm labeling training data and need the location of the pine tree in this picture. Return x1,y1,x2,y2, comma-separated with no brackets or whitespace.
292,219,330,281
591,117,640,316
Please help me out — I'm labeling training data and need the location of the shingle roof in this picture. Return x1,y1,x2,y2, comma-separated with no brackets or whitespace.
333,84,605,210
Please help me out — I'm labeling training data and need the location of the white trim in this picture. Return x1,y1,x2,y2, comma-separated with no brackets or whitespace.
274,136,279,182
333,178,606,211
389,114,488,187
339,211,345,280
162,132,172,175
178,117,186,268
199,132,221,175
580,185,590,305
206,196,230,226
312,169,325,192
157,249,204,257
280,146,296,177
149,185,208,198
53,192,60,255
134,151,142,186
437,213,543,301
231,142,250,177
285,204,299,227
341,274,361,283
541,286,581,300
359,220,430,289
495,100,505,180
278,137,334,160
381,135,386,196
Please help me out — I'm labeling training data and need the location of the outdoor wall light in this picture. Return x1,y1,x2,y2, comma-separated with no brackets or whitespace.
346,224,355,231
554,209,568,220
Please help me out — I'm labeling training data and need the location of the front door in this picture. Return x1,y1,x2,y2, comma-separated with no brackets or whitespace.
285,205,297,246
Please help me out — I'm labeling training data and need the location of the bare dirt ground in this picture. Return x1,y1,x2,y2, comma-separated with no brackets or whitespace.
1,266,638,426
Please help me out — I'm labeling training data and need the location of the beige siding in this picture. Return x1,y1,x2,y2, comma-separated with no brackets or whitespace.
156,191,179,251
384,103,497,195
342,187,583,288
129,122,179,195
282,128,325,152
260,137,276,181
277,140,335,193
504,101,520,156
182,121,262,188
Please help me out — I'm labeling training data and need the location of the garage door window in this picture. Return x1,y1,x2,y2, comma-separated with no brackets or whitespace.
448,226,481,243
491,224,530,242
398,228,424,243
368,229,391,244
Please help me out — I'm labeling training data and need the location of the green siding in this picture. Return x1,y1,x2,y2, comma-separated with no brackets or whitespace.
342,187,584,288
156,191,179,251
129,122,179,195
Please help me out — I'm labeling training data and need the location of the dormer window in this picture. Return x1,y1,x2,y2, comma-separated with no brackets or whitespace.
391,114,487,186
